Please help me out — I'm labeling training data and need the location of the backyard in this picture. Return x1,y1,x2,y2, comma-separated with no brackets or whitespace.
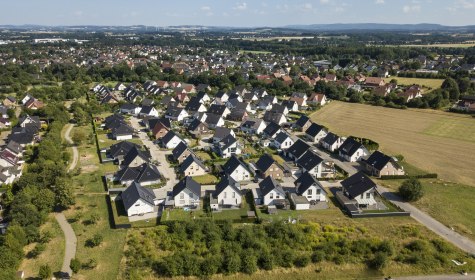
383,77,444,94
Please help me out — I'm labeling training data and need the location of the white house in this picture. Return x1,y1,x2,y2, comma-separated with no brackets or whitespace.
161,131,185,149
121,182,156,216
139,106,159,118
240,118,266,135
305,123,328,144
341,172,377,208
271,132,295,150
210,176,242,210
222,155,252,182
295,172,327,203
321,133,345,153
216,135,242,158
258,176,286,206
173,176,201,208
296,151,323,178
339,138,369,162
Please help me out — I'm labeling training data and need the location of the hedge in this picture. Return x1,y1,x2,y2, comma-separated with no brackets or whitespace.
380,174,438,180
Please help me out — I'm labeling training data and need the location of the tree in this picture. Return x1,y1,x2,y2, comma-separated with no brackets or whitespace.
399,178,424,201
39,264,52,279
72,129,87,145
241,253,258,274
70,258,81,273
441,78,460,101
86,234,103,247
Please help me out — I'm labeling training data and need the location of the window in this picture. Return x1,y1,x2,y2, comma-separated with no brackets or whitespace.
366,193,371,199
135,203,140,206
307,189,313,195
189,193,194,198
270,193,274,199
317,189,321,195
276,194,280,199
224,192,227,199
180,193,184,199
232,192,236,198
360,194,364,199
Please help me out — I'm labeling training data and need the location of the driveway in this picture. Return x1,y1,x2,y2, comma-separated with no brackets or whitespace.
129,117,178,191
64,124,79,172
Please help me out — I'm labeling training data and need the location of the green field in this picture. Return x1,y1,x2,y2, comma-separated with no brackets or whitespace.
238,50,273,54
395,43,475,48
384,77,444,94
311,101,475,186
380,179,475,240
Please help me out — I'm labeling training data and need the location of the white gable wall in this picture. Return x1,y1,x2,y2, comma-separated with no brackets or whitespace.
217,185,242,206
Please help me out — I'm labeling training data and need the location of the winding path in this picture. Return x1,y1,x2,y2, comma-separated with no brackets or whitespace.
55,123,78,276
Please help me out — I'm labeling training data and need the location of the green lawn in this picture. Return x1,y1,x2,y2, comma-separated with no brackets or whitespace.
399,161,430,176
379,179,475,240
192,174,219,185
195,151,212,161
383,77,443,94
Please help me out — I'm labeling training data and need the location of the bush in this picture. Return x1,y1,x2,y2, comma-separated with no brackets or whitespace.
82,258,97,270
311,251,326,263
399,178,424,201
70,258,81,273
431,239,453,253
39,264,52,279
241,254,258,274
27,243,46,259
368,252,388,270
294,254,311,267
85,234,103,247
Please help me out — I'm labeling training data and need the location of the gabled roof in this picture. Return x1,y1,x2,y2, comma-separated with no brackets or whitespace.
122,146,150,167
287,139,311,159
259,176,285,196
241,118,264,130
140,105,156,115
295,171,326,196
162,131,182,145
120,103,138,110
364,151,399,171
208,104,228,115
214,176,241,197
172,142,190,160
5,141,22,155
222,155,251,175
341,172,377,198
115,163,160,183
339,137,365,157
122,182,156,210
296,151,323,171
321,132,340,146
263,122,281,137
111,124,134,136
274,131,292,144
179,154,206,173
185,97,205,112
108,141,141,158
305,123,327,137
213,127,234,139
173,176,201,197
204,113,223,126
188,119,208,132
255,154,277,172
219,134,238,150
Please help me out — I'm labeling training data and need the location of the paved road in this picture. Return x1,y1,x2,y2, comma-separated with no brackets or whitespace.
54,123,78,277
378,185,475,255
64,123,79,172
311,141,475,255
129,117,178,191
396,274,475,280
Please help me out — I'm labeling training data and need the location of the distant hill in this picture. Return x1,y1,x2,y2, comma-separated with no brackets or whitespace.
283,23,475,31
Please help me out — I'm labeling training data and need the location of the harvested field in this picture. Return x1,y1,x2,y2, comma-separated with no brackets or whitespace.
311,101,475,186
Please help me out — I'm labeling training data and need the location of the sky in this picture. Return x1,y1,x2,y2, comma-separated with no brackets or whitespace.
2,0,475,27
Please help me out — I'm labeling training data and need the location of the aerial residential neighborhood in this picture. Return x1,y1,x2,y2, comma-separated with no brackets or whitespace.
1,2,475,280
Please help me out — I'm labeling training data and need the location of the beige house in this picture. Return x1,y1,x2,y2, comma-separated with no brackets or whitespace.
363,151,405,177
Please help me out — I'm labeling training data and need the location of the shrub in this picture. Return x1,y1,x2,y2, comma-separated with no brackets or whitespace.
431,239,453,253
27,243,46,259
241,253,258,274
399,178,424,201
38,264,52,279
82,258,97,270
311,251,326,263
85,234,103,247
406,240,429,252
368,252,388,270
294,254,311,267
70,258,81,273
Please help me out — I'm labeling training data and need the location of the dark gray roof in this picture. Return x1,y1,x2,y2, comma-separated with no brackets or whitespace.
179,154,206,173
364,151,399,171
295,171,326,195
165,106,185,118
115,163,161,183
140,105,156,115
162,131,182,145
5,141,22,154
213,127,233,140
172,142,190,160
208,104,228,115
274,132,291,144
295,115,310,128
305,123,327,137
214,176,241,197
219,134,237,150
263,122,281,137
108,141,141,159
122,146,150,167
173,176,201,197
259,176,285,196
341,172,376,198
222,155,250,174
255,154,277,172
204,113,222,126
120,103,138,110
287,139,311,159
112,124,134,136
321,132,340,146
185,97,204,112
296,151,323,171
122,182,156,210
339,137,365,157
263,111,285,124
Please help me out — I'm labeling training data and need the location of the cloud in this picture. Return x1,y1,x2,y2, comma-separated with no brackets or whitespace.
234,2,248,11
375,0,385,4
200,6,211,11
320,0,330,4
303,3,313,9
458,0,475,9
74,10,83,17
403,5,421,13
